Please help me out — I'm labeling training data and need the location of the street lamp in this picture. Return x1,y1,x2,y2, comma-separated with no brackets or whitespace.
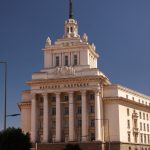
95,118,111,150
0,61,7,130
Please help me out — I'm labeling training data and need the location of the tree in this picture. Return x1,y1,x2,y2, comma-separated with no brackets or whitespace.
63,144,81,150
0,127,31,150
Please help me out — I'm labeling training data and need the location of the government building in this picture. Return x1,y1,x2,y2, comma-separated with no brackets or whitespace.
19,1,150,150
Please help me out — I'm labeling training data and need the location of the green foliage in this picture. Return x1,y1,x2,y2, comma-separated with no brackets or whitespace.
0,127,31,150
63,144,81,150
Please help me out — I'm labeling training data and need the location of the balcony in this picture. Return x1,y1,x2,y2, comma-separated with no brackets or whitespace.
133,127,139,134
132,112,138,119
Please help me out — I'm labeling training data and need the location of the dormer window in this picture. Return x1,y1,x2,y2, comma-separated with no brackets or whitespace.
65,56,68,66
73,55,78,65
56,56,59,66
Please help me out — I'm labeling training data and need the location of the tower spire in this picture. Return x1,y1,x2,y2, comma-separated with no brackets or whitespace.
69,0,73,19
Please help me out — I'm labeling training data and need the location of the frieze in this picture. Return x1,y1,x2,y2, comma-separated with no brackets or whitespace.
55,66,76,76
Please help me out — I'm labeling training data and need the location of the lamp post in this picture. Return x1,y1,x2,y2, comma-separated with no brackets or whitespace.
0,61,7,130
95,118,111,150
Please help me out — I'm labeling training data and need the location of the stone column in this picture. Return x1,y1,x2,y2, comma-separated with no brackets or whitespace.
31,93,37,143
81,90,87,141
69,91,75,141
95,90,102,141
56,92,61,142
43,93,49,143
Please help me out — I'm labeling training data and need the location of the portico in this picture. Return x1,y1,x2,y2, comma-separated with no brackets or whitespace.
30,88,103,143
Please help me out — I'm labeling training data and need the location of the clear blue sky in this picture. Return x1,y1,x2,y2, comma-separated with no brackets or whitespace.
0,0,150,130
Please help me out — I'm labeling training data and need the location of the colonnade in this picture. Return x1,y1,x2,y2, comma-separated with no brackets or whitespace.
31,90,103,143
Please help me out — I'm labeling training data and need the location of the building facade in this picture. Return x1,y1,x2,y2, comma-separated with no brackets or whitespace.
19,1,150,150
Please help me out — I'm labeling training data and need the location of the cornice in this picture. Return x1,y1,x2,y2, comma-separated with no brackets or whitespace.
104,84,150,100
26,75,106,86
18,101,31,110
103,97,150,111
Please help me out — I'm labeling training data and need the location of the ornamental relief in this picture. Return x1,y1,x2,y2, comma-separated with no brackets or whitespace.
55,66,76,76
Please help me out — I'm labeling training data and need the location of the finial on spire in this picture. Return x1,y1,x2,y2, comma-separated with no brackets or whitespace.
69,0,73,19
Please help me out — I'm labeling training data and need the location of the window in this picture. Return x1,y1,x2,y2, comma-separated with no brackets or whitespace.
90,133,95,141
147,124,149,132
76,95,81,101
77,119,82,127
90,119,95,127
128,132,131,142
77,106,82,114
139,112,142,119
52,107,56,115
148,135,150,144
67,27,69,33
73,55,78,65
140,122,142,131
127,108,130,116
40,108,43,116
56,56,59,66
144,134,146,143
147,114,149,120
129,147,131,150
64,107,69,115
141,133,143,143
144,123,146,131
65,56,68,66
70,27,73,32
39,120,43,129
132,97,134,100
64,120,68,128
143,113,145,120
51,96,56,102
89,105,95,113
127,120,130,129
64,95,69,101
52,120,56,128
89,94,95,100
126,95,128,99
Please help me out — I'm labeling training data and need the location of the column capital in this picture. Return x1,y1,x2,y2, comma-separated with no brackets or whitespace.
95,90,101,96
55,92,61,96
81,90,86,95
68,91,74,95
42,92,48,97
31,93,36,99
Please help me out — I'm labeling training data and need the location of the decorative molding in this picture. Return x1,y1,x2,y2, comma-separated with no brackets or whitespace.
55,66,76,76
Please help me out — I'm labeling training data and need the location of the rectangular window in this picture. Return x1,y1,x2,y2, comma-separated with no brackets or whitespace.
52,107,56,115
144,134,146,143
76,95,81,101
39,120,43,129
139,112,142,119
40,108,43,116
141,133,143,143
89,94,95,100
140,122,142,131
64,107,69,115
77,106,82,114
128,132,131,142
127,120,130,129
147,124,149,132
77,119,82,127
144,123,146,131
56,56,59,66
143,113,145,120
90,119,95,127
148,135,150,144
89,105,95,113
64,95,69,101
147,114,149,120
73,55,78,65
52,120,56,128
65,56,68,66
90,133,95,141
64,120,68,128
127,108,130,116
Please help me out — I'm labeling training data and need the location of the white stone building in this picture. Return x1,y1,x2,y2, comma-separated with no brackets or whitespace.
19,1,150,150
